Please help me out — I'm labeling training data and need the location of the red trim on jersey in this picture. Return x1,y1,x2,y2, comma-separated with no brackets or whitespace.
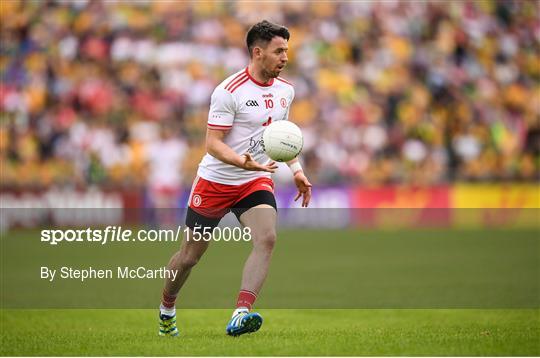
208,123,233,130
230,77,249,93
276,77,293,86
225,74,248,92
245,67,274,87
224,72,247,91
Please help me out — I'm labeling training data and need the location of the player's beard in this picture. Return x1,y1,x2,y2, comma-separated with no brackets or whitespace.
262,68,276,79
263,65,283,79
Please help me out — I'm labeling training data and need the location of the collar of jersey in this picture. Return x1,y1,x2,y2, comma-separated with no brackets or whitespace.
245,67,274,87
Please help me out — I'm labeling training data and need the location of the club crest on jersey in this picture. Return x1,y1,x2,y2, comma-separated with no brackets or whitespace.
246,100,259,107
280,98,287,108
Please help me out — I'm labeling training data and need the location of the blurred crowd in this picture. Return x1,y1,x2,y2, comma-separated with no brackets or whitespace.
1,0,539,189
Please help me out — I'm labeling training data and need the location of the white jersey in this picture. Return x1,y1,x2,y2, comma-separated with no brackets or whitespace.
197,67,295,185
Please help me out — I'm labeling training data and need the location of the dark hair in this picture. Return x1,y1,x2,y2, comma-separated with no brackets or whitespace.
246,20,290,57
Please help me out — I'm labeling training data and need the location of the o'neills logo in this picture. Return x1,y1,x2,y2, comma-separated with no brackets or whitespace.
192,195,202,207
280,141,298,150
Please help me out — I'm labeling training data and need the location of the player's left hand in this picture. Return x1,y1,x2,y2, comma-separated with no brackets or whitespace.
293,171,312,207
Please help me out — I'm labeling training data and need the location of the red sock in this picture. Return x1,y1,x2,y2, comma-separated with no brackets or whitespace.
161,290,177,309
236,289,257,310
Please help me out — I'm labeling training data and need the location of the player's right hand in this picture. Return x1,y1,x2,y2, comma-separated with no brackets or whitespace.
241,153,278,173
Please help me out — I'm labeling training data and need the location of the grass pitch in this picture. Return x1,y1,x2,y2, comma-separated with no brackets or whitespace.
1,226,538,355
1,309,539,356
2,228,538,309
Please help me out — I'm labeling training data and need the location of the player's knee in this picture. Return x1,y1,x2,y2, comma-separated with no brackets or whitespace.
254,230,276,252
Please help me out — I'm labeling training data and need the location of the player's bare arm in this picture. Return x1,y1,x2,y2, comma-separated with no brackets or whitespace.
206,128,278,173
287,158,312,207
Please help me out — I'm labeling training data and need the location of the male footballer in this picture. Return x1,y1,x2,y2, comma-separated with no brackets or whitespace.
159,20,312,337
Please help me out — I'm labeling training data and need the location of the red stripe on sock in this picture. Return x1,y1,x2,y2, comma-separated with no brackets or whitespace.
236,289,257,310
162,290,177,309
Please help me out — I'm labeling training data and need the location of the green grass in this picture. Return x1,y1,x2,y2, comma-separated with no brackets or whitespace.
2,228,539,308
1,309,539,356
1,227,539,355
